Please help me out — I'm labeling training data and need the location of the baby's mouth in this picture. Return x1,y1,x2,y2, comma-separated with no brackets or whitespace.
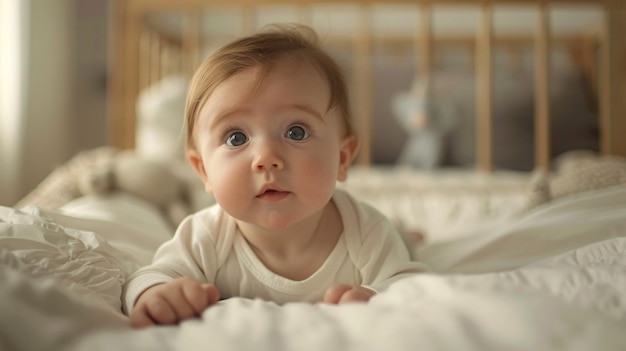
257,188,290,201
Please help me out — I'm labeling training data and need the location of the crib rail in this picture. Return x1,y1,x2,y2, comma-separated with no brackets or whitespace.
110,0,626,170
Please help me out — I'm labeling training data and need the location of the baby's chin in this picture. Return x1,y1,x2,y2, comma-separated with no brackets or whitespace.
235,209,324,232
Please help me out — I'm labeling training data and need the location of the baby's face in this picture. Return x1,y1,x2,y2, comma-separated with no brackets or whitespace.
188,55,355,230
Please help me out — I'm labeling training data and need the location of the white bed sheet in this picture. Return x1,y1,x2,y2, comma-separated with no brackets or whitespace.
1,187,626,351
417,185,626,273
339,167,532,243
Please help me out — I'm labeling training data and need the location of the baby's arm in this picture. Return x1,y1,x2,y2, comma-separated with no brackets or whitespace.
322,283,376,304
335,203,429,301
130,277,220,328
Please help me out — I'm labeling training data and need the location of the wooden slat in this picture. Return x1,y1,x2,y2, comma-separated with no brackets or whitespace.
534,3,551,170
240,6,256,35
108,1,125,148
297,3,311,25
475,3,493,171
149,32,161,86
138,31,151,91
419,3,433,88
109,4,140,150
160,39,172,78
353,4,373,166
182,12,200,77
599,2,626,157
124,11,141,150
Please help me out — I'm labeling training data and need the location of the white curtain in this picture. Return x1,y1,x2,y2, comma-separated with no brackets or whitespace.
0,0,29,206
0,0,74,207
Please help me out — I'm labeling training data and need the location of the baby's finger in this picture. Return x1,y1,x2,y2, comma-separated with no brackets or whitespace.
130,307,156,328
338,288,373,303
160,285,196,321
181,282,212,314
323,284,353,304
145,297,178,325
201,284,220,305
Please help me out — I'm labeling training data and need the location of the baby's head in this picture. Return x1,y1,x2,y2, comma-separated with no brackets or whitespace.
184,24,359,229
184,24,354,151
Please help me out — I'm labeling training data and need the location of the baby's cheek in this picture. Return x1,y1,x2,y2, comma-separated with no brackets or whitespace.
300,162,337,196
210,171,250,209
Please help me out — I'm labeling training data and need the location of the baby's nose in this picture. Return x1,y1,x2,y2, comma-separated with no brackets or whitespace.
251,142,284,171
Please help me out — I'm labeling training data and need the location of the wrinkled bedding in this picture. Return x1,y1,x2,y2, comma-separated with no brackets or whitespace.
1,187,626,351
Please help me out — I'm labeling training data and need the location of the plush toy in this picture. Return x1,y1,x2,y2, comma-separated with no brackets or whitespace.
525,150,626,210
136,74,188,160
78,150,195,227
391,78,458,169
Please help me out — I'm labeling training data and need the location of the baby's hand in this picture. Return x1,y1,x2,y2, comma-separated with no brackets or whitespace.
322,283,376,304
130,276,220,328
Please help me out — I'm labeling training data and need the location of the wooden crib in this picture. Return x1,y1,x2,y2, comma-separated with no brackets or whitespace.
109,0,626,171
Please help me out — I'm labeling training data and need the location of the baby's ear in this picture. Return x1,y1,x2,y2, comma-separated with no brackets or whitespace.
337,135,359,182
187,149,212,194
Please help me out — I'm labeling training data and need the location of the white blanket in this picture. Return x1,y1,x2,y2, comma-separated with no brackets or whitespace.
1,188,626,351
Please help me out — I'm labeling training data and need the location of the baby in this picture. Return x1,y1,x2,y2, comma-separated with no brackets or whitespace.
124,24,428,328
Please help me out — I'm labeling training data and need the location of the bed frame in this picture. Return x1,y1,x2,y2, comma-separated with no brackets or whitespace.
109,0,626,171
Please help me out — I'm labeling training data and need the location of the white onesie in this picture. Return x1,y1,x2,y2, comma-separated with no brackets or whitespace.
123,189,428,313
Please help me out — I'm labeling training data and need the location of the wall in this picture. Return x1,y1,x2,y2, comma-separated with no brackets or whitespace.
73,0,108,153
0,0,109,206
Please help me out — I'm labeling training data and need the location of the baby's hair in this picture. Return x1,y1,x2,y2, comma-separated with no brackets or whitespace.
184,23,354,150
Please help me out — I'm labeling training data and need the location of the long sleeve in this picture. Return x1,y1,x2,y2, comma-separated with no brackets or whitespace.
358,216,429,292
338,190,430,293
122,209,221,314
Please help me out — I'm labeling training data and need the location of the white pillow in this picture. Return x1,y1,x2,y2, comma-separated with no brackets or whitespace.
59,193,174,265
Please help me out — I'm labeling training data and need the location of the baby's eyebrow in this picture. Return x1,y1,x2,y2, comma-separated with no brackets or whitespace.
284,104,325,122
206,103,325,131
207,107,249,131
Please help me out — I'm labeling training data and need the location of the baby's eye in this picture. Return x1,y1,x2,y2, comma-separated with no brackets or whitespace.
226,131,248,147
285,125,309,141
